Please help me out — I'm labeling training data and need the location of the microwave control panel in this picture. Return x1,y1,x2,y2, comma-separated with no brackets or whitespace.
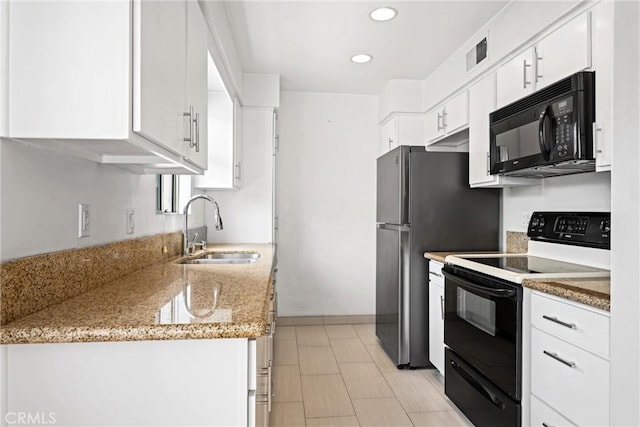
552,97,575,159
528,211,610,249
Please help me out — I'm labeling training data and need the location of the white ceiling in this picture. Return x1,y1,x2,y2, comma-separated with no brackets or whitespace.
222,0,508,95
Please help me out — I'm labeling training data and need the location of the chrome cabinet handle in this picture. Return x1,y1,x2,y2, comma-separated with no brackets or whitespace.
234,162,242,181
183,106,194,145
388,137,393,150
437,112,443,131
543,350,576,368
542,315,576,329
542,423,554,427
523,60,531,88
535,48,543,82
442,110,447,129
194,112,200,153
429,271,443,279
593,123,603,154
486,152,490,175
440,295,444,320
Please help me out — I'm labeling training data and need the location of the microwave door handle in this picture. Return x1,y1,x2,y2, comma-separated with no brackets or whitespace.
442,271,516,299
538,105,553,160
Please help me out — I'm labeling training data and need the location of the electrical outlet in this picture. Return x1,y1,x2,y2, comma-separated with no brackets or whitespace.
521,211,533,229
126,208,135,234
79,204,90,237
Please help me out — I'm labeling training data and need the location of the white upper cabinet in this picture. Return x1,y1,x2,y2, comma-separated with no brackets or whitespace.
496,12,591,109
468,73,538,188
184,0,209,170
425,91,469,146
590,1,613,171
535,13,591,90
379,114,424,156
133,0,186,156
495,49,535,110
5,0,210,174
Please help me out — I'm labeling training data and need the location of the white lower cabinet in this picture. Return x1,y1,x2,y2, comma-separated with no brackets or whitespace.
530,395,576,427
527,291,610,427
428,261,445,375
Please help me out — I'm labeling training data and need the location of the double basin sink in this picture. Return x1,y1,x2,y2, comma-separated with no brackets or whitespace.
177,252,260,265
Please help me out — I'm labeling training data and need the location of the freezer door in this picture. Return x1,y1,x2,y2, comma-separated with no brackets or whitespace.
376,224,410,366
376,147,409,225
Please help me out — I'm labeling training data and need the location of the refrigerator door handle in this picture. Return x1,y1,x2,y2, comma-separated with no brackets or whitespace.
377,223,411,232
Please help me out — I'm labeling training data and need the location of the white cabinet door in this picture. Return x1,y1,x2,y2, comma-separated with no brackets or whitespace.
8,0,130,139
469,74,496,186
591,2,613,171
192,92,234,189
496,49,535,109
425,108,444,143
535,13,591,90
428,262,445,375
133,0,186,156
380,117,397,154
443,91,468,134
184,0,209,170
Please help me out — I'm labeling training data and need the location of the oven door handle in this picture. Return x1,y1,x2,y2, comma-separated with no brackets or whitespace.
443,271,516,299
450,359,506,410
538,104,553,161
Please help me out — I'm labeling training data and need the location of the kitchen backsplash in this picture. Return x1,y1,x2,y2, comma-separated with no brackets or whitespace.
506,231,529,254
0,227,206,325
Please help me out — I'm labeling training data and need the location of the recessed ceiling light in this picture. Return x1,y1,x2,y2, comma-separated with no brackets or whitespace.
369,7,397,22
351,54,373,64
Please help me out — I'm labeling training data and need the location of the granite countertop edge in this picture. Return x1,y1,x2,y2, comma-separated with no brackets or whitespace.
0,244,276,345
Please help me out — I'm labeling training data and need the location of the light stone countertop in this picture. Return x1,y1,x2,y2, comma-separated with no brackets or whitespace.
521,277,610,311
0,244,276,344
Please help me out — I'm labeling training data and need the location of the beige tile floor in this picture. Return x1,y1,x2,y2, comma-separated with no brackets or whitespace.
270,323,473,427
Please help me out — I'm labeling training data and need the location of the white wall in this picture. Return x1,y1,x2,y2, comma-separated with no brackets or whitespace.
276,91,378,316
204,107,274,244
502,171,611,241
0,140,203,262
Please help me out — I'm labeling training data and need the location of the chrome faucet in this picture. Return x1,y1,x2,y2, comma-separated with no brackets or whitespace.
183,194,223,256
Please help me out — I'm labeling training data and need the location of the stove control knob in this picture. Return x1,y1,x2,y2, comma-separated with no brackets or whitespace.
600,220,611,233
539,218,545,227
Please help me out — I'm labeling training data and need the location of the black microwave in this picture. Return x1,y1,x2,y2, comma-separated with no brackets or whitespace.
489,71,595,177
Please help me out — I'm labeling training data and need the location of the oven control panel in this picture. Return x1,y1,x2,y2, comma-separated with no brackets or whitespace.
528,212,610,249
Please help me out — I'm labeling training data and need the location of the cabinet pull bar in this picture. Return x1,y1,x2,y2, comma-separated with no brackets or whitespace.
542,315,576,329
542,423,555,427
437,112,443,131
442,110,447,129
486,152,491,175
523,60,531,88
183,106,194,144
593,123,603,154
429,271,443,279
543,350,576,368
440,295,445,320
535,49,543,82
194,112,200,152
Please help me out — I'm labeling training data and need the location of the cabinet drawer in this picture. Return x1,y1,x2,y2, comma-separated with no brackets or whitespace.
531,328,609,427
428,261,444,286
530,395,575,427
531,292,610,357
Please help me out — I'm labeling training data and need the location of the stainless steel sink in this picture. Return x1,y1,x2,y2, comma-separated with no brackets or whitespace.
178,252,260,265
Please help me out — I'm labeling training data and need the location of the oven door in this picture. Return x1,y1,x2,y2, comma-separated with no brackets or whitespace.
443,267,522,400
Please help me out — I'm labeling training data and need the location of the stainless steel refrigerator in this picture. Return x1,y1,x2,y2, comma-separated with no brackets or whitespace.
376,146,500,368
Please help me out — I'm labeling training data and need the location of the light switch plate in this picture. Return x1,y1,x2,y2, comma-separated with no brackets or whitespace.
126,208,135,234
79,203,90,237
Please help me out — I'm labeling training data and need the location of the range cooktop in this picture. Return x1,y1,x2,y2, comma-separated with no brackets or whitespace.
445,253,610,284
